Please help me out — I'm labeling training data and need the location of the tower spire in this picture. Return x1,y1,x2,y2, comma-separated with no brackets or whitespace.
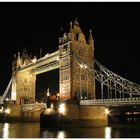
70,21,73,33
88,29,94,47
16,52,21,68
74,17,79,26
89,29,93,39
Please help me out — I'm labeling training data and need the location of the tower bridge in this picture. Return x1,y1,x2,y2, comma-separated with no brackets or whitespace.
1,19,140,125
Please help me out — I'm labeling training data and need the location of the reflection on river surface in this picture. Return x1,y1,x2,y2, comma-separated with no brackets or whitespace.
0,122,140,138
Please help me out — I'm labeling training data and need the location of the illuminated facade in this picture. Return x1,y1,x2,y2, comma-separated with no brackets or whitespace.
59,20,95,100
12,49,36,104
11,20,95,104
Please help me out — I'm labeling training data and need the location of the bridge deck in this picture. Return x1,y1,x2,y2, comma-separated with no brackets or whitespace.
80,98,140,106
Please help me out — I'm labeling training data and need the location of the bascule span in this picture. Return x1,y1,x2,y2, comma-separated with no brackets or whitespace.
18,50,60,75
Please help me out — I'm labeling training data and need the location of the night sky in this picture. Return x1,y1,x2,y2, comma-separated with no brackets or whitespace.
0,2,140,95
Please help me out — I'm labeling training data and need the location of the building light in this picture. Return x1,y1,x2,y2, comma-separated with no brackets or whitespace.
80,64,84,68
5,108,10,114
50,103,54,109
84,65,87,69
105,108,110,115
32,58,37,63
11,91,16,100
5,98,9,101
45,54,48,57
59,103,65,114
57,131,65,139
46,88,50,96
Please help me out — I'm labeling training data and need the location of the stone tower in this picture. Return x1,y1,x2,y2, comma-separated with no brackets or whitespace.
11,49,36,104
59,19,95,101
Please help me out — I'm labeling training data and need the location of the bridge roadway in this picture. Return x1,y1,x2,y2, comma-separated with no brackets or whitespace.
17,50,60,75
80,97,140,106
20,97,140,112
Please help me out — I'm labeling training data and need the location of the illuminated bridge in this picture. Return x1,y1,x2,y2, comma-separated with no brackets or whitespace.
1,19,140,112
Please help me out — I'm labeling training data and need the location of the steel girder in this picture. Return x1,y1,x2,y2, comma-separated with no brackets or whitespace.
74,52,140,96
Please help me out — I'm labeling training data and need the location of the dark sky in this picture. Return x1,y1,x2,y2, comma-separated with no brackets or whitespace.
0,2,140,95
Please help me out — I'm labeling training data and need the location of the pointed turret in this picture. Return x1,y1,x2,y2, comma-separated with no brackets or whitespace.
68,21,74,41
21,48,29,60
16,52,21,69
73,18,81,34
70,21,73,33
21,48,31,65
12,54,17,73
74,18,79,26
88,29,94,48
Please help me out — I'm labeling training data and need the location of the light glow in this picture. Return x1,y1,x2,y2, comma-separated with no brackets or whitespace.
46,108,51,114
50,103,54,109
59,104,65,114
105,108,110,115
105,127,112,139
11,91,16,100
84,65,87,69
32,58,37,63
5,108,10,114
80,64,84,68
47,88,50,96
2,123,9,138
45,54,48,57
57,131,65,139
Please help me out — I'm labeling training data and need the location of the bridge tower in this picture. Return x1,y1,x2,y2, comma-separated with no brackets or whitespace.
59,19,95,101
11,49,36,104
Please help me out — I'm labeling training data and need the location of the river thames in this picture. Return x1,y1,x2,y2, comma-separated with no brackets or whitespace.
0,122,140,138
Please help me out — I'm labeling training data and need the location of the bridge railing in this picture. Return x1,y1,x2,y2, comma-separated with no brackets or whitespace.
20,103,46,112
80,97,140,106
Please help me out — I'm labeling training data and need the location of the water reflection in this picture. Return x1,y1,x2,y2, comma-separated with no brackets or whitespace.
0,122,140,138
57,131,65,139
2,123,9,138
105,127,111,139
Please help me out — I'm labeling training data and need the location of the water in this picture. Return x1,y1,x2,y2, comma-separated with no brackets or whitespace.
0,122,140,138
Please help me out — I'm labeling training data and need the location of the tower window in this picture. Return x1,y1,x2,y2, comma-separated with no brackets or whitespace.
81,75,85,80
63,45,67,50
75,33,79,41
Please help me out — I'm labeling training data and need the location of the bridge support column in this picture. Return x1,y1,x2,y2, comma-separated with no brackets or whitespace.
11,71,36,105
60,102,108,127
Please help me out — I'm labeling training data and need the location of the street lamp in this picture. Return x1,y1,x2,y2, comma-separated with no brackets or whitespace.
105,108,110,115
